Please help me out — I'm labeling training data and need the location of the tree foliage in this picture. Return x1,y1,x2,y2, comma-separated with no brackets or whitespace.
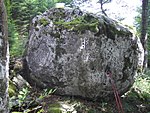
5,0,72,57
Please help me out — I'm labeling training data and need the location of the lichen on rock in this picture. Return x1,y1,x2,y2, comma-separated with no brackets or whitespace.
22,8,143,100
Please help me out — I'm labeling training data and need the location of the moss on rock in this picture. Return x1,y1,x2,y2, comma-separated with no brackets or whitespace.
39,18,49,26
54,14,99,33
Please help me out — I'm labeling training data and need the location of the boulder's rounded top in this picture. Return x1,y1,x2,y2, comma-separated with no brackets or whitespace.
32,8,132,39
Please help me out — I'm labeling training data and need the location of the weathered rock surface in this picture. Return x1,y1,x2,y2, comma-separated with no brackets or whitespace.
22,8,141,99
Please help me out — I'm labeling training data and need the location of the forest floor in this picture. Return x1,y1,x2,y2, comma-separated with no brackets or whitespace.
10,71,150,113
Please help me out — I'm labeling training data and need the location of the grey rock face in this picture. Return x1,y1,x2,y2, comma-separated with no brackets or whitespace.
23,8,140,99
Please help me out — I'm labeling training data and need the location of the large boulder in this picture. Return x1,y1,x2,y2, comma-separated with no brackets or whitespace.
22,8,141,100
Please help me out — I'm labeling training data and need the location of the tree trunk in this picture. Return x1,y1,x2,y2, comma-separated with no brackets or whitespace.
0,0,9,112
141,0,148,71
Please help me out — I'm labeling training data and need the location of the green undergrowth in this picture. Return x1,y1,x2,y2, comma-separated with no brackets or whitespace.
9,70,150,113
122,70,150,113
126,70,150,102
